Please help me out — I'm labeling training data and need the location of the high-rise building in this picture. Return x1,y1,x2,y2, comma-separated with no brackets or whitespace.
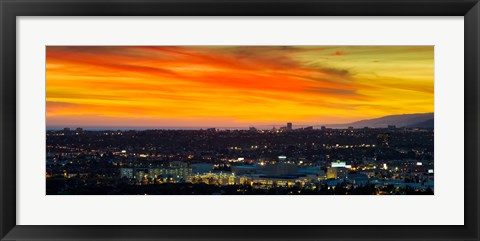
286,122,292,131
63,128,71,135
76,127,83,134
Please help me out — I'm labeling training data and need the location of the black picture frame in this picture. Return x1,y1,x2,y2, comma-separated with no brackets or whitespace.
1,0,479,240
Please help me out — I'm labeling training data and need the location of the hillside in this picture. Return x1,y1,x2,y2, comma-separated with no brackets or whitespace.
328,113,434,128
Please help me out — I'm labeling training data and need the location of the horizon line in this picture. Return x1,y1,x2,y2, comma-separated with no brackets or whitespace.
46,112,434,130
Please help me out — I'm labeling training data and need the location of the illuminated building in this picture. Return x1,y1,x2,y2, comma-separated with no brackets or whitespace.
252,177,298,189
148,167,193,178
121,167,193,181
326,167,347,179
46,126,435,195
331,161,346,168
135,169,147,180
120,168,134,178
326,167,337,179
185,173,240,185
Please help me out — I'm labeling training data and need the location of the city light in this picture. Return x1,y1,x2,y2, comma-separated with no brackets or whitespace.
45,46,434,195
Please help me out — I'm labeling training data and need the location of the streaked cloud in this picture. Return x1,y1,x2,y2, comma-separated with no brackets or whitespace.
46,46,434,128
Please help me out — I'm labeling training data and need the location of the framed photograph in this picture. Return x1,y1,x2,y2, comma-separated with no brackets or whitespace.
1,0,479,240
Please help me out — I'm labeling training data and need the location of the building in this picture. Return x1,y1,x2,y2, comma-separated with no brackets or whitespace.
252,176,297,189
231,164,263,175
185,173,240,186
148,167,193,179
326,167,348,179
326,167,336,179
191,163,213,174
286,122,292,131
331,161,346,168
121,166,193,181
63,128,72,135
75,127,84,135
265,162,298,176
346,173,369,187
120,168,134,178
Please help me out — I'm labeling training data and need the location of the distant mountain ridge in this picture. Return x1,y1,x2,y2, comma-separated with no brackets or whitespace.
328,113,434,129
406,118,434,128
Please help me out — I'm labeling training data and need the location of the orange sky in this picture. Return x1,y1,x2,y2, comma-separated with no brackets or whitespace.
46,46,434,129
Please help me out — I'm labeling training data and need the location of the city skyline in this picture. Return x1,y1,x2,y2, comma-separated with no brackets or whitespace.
47,113,433,130
46,46,434,128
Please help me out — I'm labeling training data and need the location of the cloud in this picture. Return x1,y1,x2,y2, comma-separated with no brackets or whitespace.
317,67,351,77
46,46,434,127
307,87,359,96
327,51,347,56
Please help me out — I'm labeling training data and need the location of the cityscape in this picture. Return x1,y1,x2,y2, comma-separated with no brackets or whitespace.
46,46,434,195
46,119,434,195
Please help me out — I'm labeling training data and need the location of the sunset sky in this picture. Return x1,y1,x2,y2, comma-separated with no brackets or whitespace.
46,46,434,129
